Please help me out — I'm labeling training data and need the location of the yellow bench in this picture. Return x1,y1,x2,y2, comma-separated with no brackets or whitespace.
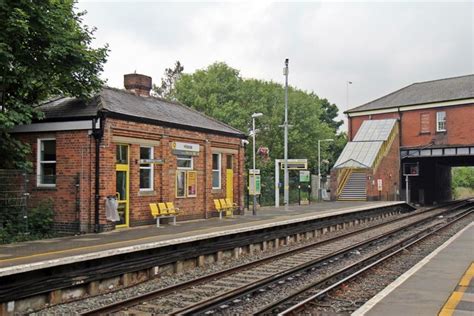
149,202,179,227
214,199,237,219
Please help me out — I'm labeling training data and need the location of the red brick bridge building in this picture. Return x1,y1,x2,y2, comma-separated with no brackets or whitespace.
331,74,474,205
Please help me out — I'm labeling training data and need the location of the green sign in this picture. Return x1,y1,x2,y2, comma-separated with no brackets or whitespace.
249,174,261,195
299,170,310,182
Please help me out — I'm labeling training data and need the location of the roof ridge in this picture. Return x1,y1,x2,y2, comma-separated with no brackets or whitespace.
347,82,416,112
412,74,474,85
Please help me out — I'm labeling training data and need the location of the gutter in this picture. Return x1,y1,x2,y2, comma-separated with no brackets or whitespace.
91,112,105,233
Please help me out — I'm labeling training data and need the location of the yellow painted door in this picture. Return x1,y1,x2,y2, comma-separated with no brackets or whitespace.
115,144,129,228
226,169,233,216
226,169,233,201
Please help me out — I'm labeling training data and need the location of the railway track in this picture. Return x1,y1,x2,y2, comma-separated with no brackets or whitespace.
82,201,472,315
256,205,473,315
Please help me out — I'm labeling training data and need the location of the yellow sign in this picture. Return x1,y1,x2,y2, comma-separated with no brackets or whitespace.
187,171,197,197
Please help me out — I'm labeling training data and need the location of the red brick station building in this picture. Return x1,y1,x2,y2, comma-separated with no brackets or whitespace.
331,74,474,205
11,74,246,233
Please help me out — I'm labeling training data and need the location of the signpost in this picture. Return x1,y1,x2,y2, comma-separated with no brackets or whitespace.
299,170,310,182
402,162,419,204
274,159,308,207
249,174,261,195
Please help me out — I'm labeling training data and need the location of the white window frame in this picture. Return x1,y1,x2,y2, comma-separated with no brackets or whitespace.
37,138,56,187
436,111,446,132
139,146,154,191
212,153,221,189
177,155,193,170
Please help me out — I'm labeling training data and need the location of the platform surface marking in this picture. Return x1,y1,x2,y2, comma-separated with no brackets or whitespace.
354,222,474,316
439,262,474,316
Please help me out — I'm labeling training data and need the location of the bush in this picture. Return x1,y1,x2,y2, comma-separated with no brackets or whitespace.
0,198,55,244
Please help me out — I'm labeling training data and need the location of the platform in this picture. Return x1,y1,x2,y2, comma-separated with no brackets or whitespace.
354,222,474,316
0,201,404,276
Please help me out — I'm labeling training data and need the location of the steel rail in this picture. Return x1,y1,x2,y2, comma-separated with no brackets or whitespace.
170,203,472,315
81,201,469,315
268,207,473,315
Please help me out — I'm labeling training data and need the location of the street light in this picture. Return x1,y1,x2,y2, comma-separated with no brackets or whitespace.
318,138,334,201
251,112,263,215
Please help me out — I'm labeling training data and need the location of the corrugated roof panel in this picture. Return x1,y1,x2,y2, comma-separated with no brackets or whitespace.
353,119,397,141
334,141,383,169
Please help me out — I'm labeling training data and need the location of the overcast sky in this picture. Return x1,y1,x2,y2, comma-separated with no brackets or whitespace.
77,1,473,130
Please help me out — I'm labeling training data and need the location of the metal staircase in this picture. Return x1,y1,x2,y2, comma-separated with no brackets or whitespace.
338,171,367,201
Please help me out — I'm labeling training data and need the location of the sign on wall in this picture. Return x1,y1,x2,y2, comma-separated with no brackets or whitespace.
187,171,197,197
377,179,383,191
172,142,200,156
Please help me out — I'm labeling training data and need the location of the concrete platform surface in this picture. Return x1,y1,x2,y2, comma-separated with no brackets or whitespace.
354,222,474,316
0,201,403,276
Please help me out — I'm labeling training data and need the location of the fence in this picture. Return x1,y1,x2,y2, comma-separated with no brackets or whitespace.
0,170,82,242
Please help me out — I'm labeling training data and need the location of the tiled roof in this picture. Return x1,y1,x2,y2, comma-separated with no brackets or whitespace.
35,87,245,137
346,74,474,113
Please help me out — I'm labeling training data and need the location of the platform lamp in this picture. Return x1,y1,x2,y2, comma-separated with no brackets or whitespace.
318,139,334,201
251,112,263,215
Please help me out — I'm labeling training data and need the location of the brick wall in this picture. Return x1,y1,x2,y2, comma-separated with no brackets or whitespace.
348,103,474,147
100,117,245,227
366,129,401,201
15,130,94,233
14,117,245,233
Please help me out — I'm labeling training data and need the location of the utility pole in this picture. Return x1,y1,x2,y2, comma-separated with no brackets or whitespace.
283,58,289,210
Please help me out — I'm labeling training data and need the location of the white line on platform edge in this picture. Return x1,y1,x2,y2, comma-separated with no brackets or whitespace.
352,221,474,316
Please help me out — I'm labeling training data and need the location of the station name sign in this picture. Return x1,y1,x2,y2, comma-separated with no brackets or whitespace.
280,159,308,170
139,159,164,164
172,142,200,156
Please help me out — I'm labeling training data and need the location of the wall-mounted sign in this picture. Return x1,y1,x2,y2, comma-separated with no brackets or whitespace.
299,170,310,182
187,171,197,197
280,159,308,170
249,174,261,195
139,159,164,164
377,179,383,191
172,142,200,156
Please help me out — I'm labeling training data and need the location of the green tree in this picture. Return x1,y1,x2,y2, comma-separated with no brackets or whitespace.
173,62,346,174
452,167,474,189
153,60,184,100
0,0,108,168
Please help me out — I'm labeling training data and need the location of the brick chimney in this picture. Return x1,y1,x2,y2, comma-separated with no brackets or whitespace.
124,73,152,97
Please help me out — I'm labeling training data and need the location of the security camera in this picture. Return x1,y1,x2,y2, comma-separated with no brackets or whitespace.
241,139,249,146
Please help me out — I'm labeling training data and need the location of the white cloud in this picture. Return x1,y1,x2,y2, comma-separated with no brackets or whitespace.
77,1,473,130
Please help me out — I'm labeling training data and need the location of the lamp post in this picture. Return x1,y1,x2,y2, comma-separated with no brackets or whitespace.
251,112,263,215
318,138,334,201
346,81,352,110
283,58,289,210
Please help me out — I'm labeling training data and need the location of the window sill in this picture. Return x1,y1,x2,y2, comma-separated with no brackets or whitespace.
212,189,222,194
35,186,57,191
419,132,431,135
436,130,447,134
138,190,156,197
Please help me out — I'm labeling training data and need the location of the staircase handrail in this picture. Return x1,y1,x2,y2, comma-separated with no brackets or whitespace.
336,168,352,197
372,123,399,172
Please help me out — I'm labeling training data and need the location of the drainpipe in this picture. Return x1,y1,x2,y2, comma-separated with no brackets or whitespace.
92,113,104,233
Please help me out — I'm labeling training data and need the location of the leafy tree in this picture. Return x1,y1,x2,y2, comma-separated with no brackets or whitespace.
452,167,474,189
0,0,108,169
153,61,184,100
173,62,347,175
320,98,343,132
